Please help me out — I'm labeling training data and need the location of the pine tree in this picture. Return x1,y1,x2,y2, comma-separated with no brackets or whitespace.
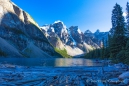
126,2,129,26
110,3,125,35
125,40,129,64
104,39,110,58
95,49,99,58
126,2,129,37
101,38,105,59
116,47,126,63
110,3,126,58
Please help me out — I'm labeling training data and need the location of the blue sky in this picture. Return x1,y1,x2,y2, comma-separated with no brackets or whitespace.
12,0,128,32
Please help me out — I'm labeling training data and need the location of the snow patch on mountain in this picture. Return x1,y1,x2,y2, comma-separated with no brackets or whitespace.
77,28,81,34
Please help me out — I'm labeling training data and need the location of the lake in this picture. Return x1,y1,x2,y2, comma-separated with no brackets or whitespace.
0,58,108,67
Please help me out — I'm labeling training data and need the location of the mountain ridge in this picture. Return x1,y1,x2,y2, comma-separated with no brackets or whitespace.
0,0,62,58
41,20,109,56
0,0,108,58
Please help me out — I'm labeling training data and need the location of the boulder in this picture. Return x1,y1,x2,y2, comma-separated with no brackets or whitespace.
119,71,129,80
123,78,129,85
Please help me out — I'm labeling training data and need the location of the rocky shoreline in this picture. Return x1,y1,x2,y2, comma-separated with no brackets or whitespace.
0,63,129,86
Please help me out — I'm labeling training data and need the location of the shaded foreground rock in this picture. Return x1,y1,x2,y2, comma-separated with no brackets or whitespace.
119,71,129,80
0,63,128,86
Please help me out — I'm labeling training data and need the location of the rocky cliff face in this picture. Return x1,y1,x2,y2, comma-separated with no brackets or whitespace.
0,0,60,57
41,21,84,56
94,29,109,46
69,26,83,44
69,26,100,51
41,21,76,47
41,21,108,56
84,30,100,48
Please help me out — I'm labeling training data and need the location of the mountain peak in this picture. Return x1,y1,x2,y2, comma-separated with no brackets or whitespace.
69,26,82,34
95,29,100,33
84,30,92,34
53,20,67,30
54,20,63,24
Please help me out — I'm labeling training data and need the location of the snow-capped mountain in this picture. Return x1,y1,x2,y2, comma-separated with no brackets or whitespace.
0,0,108,57
94,29,108,40
69,26,83,44
41,21,84,56
83,30,100,49
94,29,109,46
41,21,76,47
41,21,108,56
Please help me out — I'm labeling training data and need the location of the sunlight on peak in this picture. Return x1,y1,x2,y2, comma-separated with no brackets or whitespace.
54,20,63,23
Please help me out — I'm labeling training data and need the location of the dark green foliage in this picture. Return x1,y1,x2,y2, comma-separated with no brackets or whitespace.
0,49,7,57
113,41,129,65
116,49,126,62
110,3,126,58
111,3,125,34
84,49,101,59
125,2,129,65
103,47,110,58
109,3,129,64
84,36,110,59
100,38,105,59
124,40,129,64
84,46,110,60
126,2,129,26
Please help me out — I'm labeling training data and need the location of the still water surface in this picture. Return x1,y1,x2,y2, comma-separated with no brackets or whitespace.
0,58,108,67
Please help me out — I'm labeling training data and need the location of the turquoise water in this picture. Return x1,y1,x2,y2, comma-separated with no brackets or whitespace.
0,58,108,67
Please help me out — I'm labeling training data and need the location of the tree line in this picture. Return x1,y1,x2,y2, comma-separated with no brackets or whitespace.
84,2,129,64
